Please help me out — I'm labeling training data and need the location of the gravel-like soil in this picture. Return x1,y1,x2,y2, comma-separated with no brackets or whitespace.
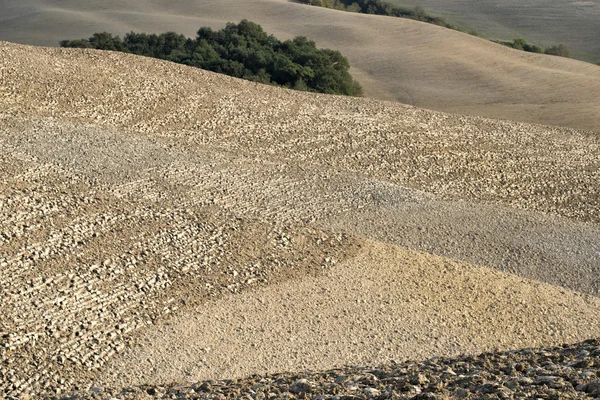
2,42,598,223
0,43,599,398
66,339,600,399
97,242,600,389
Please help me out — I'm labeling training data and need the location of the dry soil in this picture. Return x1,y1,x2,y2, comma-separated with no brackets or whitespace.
0,42,599,398
1,0,600,131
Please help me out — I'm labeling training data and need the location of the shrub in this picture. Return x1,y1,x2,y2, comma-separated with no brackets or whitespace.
60,20,363,96
495,38,562,56
544,44,571,58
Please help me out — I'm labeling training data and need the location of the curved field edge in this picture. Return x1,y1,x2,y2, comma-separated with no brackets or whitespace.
1,42,598,223
63,338,600,399
385,0,600,63
0,0,599,131
96,241,600,389
1,42,599,398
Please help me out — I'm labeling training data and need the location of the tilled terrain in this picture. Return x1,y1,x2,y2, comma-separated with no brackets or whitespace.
2,43,598,224
0,145,357,396
1,42,599,398
65,339,600,399
97,242,600,389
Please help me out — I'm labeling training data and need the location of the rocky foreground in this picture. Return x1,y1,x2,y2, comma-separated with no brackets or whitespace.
63,339,600,399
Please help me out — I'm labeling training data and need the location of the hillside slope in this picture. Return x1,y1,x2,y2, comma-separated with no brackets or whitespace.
99,242,600,388
1,0,600,131
1,43,599,397
389,0,600,63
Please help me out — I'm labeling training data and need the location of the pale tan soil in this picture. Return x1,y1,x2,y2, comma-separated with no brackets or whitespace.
1,0,600,131
99,241,600,388
0,144,359,397
2,43,598,223
0,43,599,397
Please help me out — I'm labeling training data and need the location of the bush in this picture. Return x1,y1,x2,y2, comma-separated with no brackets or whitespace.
60,20,362,96
495,38,567,57
544,44,571,58
508,38,542,53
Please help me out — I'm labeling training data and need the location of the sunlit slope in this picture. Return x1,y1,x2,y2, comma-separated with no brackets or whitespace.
2,41,598,225
1,0,599,131
2,41,599,295
1,41,599,397
100,240,600,387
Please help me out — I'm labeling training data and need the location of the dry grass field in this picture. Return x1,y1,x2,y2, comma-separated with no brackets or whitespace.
1,0,600,132
1,41,599,398
389,0,600,63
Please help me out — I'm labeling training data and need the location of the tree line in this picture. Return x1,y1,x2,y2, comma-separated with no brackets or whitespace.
299,0,577,59
60,20,363,96
297,0,460,30
495,38,571,58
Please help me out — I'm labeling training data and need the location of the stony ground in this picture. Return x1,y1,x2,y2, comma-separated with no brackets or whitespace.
96,242,600,390
2,44,598,224
63,339,600,399
0,42,599,399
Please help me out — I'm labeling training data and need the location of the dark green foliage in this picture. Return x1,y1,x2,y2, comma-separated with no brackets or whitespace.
298,0,458,30
59,39,92,48
59,20,362,96
509,38,543,53
524,43,543,53
543,44,571,58
62,32,128,51
495,38,543,53
497,38,572,58
495,38,570,57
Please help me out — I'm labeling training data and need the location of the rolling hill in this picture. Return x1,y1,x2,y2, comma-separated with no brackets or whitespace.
389,0,600,63
1,0,599,132
1,41,599,397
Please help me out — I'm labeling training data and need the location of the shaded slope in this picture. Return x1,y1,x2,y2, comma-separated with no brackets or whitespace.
1,0,600,131
389,0,600,63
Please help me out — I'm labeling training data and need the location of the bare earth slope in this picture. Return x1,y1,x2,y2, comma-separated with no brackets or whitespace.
99,242,600,388
1,0,600,131
1,43,599,397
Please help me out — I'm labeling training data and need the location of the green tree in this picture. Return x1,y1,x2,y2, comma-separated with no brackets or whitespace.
512,38,527,50
60,21,363,96
59,39,92,48
88,32,126,51
346,2,361,12
297,0,457,30
413,6,427,21
544,44,571,58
